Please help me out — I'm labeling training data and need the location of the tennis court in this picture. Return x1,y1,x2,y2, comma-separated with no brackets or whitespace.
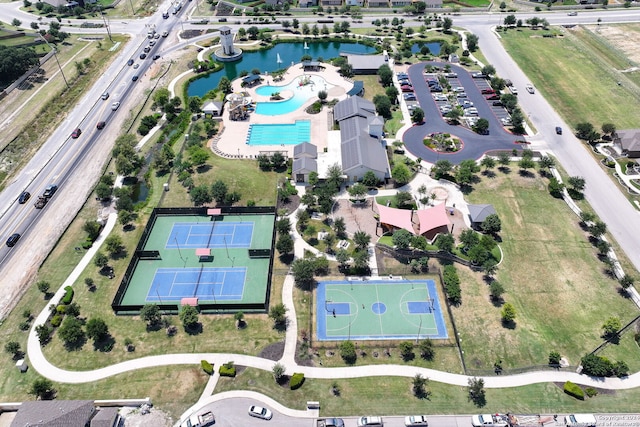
112,208,275,314
166,222,254,249
316,279,448,341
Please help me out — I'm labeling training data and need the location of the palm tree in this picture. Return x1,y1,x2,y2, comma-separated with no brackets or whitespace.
353,231,371,250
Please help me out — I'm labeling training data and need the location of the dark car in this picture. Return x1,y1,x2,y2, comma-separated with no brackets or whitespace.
132,75,139,81
430,86,443,92
18,191,31,204
492,101,503,106
6,233,21,247
143,46,151,53
71,128,82,138
556,126,563,135
162,12,169,18
139,53,147,59
485,94,500,100
127,59,134,66
152,54,161,60
97,121,106,130
43,184,58,198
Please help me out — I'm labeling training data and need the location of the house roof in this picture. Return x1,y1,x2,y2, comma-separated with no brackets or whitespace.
346,80,364,96
202,100,223,112
345,54,388,71
376,202,415,234
333,96,376,122
242,74,262,84
90,407,120,427
219,25,232,32
293,142,317,159
292,157,317,174
11,400,95,427
340,117,388,174
468,204,497,223
417,202,450,235
616,129,640,152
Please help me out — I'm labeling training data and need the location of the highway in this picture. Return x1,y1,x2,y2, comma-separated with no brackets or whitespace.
0,3,640,317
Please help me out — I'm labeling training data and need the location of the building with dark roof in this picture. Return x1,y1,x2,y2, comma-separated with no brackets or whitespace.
614,129,640,158
11,400,96,427
345,52,389,75
293,141,317,159
467,204,497,228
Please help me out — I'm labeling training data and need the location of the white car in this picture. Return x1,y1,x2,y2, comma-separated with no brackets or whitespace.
358,416,383,426
111,101,120,111
405,415,429,426
472,414,509,427
248,405,272,420
525,84,535,94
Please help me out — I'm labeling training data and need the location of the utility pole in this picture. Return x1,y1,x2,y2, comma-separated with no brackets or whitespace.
40,34,69,88
99,6,113,42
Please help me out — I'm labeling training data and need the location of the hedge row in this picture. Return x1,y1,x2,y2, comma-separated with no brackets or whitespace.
443,265,461,304
563,381,584,400
201,360,214,375
61,286,74,305
290,373,305,390
219,361,236,377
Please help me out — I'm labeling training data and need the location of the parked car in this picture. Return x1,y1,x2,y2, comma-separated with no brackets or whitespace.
397,72,408,79
481,88,495,94
430,86,443,92
510,86,518,95
248,406,272,420
461,100,474,108
401,85,413,92
405,415,429,426
556,126,563,135
485,94,500,100
526,84,535,94
426,79,438,87
453,86,465,93
6,233,21,247
18,191,31,204
111,101,120,111
456,92,467,98
472,414,509,427
444,72,457,78
97,121,106,130
358,416,384,427
71,128,82,138
403,93,416,101
398,79,411,86
471,72,487,78
492,101,503,106
101,92,109,100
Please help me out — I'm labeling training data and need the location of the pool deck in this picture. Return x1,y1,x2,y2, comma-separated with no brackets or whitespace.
211,62,353,159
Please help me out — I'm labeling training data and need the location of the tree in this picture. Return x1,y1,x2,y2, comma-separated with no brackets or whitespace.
112,135,143,177
86,318,109,341
269,303,288,327
539,155,555,171
334,217,347,239
37,280,51,295
94,251,108,269
602,316,621,339
272,362,286,383
392,163,411,186
392,229,413,249
188,96,202,113
385,85,399,103
432,160,453,179
489,281,505,300
418,339,435,360
95,182,112,199
36,324,52,344
353,231,371,250
58,316,86,349
292,258,316,289
104,234,124,256
276,233,294,255
548,177,564,198
468,377,485,406
481,214,501,235
442,17,453,31
472,118,489,134
436,233,455,253
377,64,393,87
140,304,162,327
190,185,212,206
399,341,414,361
339,340,356,364
445,107,463,124
466,33,479,52
589,221,607,239
29,378,55,400
217,76,232,94
179,305,199,330
504,14,516,26
619,274,635,289
348,183,367,199
581,353,614,377
118,210,134,228
549,351,561,366
411,107,424,124
317,90,328,103
481,64,496,76
211,180,228,205
5,341,21,358
567,176,586,193
601,122,616,137
153,88,170,108
372,94,392,119
84,220,102,241
412,373,429,398
459,229,479,251
501,302,516,323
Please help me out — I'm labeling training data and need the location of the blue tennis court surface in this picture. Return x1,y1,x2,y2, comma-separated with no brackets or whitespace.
326,302,351,316
166,222,253,249
146,267,246,302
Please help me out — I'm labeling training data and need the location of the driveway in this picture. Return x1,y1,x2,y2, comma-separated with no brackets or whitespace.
402,62,520,164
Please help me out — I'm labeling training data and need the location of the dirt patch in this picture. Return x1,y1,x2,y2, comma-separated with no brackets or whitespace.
590,24,640,65
120,406,173,427
258,341,285,361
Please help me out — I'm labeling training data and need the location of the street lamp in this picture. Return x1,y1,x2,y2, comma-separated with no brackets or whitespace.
39,34,69,88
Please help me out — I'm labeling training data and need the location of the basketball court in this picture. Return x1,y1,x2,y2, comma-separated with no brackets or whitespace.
316,278,448,341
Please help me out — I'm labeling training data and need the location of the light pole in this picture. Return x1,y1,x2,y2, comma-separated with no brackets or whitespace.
99,6,113,42
40,34,69,89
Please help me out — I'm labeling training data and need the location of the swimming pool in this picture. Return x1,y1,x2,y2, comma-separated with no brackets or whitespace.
246,120,311,146
255,75,333,116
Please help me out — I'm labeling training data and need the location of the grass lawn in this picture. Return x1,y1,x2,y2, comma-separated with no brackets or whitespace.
500,27,640,129
454,165,639,372
214,367,640,415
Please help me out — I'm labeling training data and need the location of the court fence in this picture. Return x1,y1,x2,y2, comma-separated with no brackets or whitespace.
112,206,277,315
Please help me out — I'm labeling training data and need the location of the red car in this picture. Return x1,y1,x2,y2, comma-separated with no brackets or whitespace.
485,94,500,100
71,128,82,138
401,85,413,92
97,121,106,130
481,88,496,94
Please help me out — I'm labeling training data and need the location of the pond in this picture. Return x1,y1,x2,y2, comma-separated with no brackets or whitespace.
187,41,377,98
411,41,441,55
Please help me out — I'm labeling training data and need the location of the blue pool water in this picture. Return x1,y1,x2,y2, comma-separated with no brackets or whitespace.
254,75,332,116
187,41,377,97
246,120,311,146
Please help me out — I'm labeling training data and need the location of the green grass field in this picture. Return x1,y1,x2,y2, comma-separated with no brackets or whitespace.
500,27,640,129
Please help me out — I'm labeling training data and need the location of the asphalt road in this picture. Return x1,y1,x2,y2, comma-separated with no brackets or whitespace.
402,61,519,163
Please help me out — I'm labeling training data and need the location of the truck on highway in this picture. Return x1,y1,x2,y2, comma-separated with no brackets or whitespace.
34,196,48,209
172,1,183,14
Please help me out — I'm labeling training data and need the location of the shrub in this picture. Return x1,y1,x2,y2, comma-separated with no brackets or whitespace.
19,321,30,331
61,286,74,305
443,265,461,304
563,381,584,400
219,361,236,377
201,360,214,375
585,387,598,398
289,372,305,390
50,314,63,327
339,340,357,364
56,305,66,314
